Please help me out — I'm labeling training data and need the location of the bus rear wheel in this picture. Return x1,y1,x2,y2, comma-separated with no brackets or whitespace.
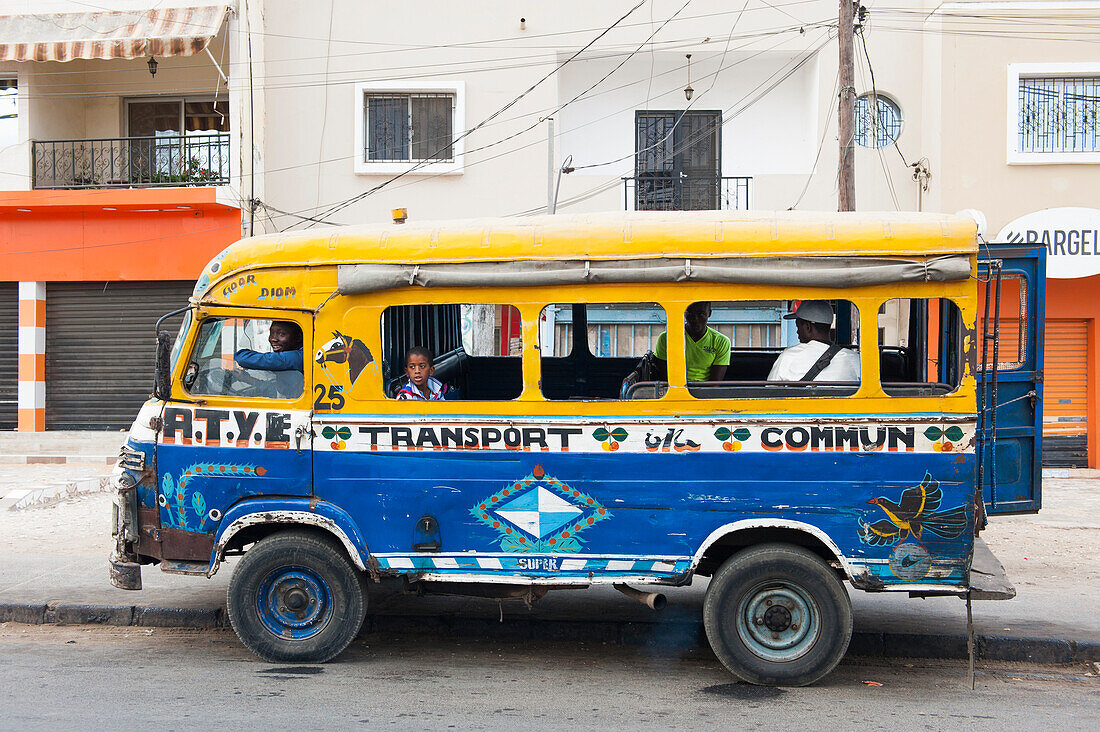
703,543,852,687
227,530,367,663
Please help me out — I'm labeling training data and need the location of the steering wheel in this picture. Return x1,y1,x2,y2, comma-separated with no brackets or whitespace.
193,366,267,396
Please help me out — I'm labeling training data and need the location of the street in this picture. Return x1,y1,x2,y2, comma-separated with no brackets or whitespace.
2,624,1096,730
3,0,1100,727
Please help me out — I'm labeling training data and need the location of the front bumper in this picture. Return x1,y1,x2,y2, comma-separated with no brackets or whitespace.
109,444,146,590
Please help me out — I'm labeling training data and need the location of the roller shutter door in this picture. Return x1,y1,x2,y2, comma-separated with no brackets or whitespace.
0,283,16,429
45,281,193,430
1042,319,1088,468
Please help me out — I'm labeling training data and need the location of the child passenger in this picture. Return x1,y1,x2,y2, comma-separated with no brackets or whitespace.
395,346,453,401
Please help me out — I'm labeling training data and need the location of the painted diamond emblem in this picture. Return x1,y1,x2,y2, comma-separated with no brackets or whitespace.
495,486,583,539
470,464,612,553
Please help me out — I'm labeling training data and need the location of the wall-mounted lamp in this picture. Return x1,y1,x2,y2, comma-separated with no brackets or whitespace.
392,207,408,224
147,56,158,77
520,17,526,30
684,54,693,101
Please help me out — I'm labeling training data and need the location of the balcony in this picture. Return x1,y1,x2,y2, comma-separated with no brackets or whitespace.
623,175,751,211
32,133,230,190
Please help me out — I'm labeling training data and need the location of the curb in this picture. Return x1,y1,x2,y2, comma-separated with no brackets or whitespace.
2,601,1097,664
4,475,111,511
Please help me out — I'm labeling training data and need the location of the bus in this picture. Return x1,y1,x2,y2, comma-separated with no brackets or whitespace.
109,210,1044,686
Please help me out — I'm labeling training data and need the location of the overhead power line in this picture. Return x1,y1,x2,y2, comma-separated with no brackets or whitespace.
270,30,814,226
302,0,657,228
16,21,836,101
23,0,829,80
511,31,831,217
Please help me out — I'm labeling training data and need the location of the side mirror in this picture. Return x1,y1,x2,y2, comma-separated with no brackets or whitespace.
153,330,172,401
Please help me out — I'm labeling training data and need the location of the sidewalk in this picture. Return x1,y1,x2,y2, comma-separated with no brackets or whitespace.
1,433,1097,665
0,431,123,465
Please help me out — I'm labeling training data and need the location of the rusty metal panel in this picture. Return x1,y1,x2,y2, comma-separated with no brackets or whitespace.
158,526,216,562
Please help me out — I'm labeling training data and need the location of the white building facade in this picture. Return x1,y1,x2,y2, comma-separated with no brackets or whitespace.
2,0,1099,458
253,0,929,228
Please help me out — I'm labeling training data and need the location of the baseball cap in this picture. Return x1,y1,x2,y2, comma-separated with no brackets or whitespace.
783,300,833,325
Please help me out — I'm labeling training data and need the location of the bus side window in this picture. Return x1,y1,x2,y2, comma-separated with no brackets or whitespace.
688,299,860,399
380,304,522,401
184,317,305,400
880,298,963,397
538,303,666,400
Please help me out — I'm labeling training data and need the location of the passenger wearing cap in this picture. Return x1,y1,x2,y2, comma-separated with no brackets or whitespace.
767,300,860,382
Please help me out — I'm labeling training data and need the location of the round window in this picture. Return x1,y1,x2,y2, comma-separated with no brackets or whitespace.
854,93,902,149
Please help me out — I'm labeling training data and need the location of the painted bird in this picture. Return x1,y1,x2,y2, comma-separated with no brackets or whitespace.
858,472,968,546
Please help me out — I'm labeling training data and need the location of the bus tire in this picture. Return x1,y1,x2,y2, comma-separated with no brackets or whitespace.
226,530,367,663
703,543,851,687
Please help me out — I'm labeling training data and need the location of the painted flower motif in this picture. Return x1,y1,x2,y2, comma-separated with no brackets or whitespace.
159,463,264,533
593,427,628,452
924,425,964,452
192,492,208,530
321,425,352,450
715,426,751,452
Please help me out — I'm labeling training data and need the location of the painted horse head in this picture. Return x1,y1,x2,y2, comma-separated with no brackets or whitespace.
315,330,374,386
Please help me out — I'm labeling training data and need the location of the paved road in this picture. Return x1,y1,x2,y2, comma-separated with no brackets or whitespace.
2,625,1096,730
5,480,1100,653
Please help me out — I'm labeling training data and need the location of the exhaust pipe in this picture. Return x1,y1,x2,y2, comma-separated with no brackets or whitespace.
614,583,666,610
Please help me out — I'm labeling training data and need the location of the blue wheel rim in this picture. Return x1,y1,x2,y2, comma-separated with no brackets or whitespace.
735,581,821,662
255,566,334,640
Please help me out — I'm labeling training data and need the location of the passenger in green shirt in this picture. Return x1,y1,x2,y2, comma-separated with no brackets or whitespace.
653,301,731,382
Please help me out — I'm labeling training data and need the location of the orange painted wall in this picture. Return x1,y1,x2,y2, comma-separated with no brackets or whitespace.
0,188,241,282
1045,275,1100,468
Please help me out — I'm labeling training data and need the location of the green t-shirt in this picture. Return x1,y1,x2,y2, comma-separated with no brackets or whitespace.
654,327,731,382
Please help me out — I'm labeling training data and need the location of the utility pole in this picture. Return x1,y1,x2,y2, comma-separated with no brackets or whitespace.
837,0,855,212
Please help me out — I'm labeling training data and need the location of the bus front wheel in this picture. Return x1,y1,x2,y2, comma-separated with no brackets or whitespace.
227,530,367,663
703,543,852,687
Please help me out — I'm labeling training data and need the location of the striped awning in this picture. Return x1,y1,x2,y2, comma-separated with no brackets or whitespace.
0,3,230,62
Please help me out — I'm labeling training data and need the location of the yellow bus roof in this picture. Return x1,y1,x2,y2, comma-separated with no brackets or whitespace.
196,211,978,301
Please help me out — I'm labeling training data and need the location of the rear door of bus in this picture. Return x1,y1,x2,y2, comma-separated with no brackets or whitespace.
977,242,1046,514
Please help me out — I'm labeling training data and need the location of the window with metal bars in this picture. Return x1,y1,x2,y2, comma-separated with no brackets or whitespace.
1018,76,1100,153
854,93,902,149
365,92,454,162
633,110,722,210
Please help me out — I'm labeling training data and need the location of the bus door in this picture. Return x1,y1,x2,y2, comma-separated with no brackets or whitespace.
157,311,314,552
977,243,1046,514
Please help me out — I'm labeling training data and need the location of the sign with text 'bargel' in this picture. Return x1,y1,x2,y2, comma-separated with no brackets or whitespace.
995,207,1100,279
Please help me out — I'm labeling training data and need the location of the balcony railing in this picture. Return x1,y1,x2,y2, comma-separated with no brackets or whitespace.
32,133,230,189
623,175,751,211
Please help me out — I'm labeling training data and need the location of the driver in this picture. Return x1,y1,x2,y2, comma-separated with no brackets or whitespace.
234,321,304,372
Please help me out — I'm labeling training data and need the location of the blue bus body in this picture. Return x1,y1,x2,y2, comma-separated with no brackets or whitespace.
108,215,1044,684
